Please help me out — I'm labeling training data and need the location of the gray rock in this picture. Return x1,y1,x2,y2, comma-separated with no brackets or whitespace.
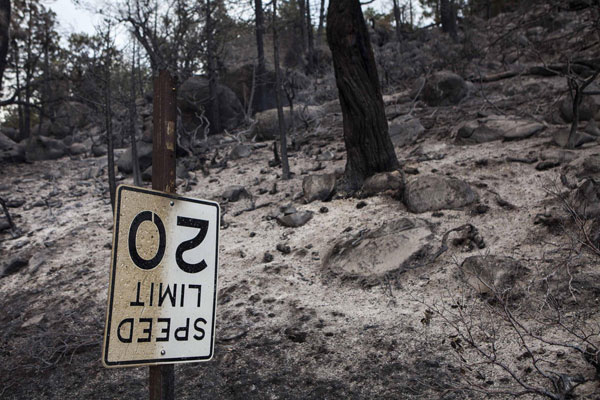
117,141,153,173
0,218,10,232
25,136,66,162
455,116,544,145
252,106,324,141
91,144,107,157
585,119,600,137
178,76,244,133
277,211,313,228
571,179,600,219
404,175,477,213
316,150,335,161
459,255,528,296
577,154,600,178
535,160,560,171
222,185,251,202
229,144,252,160
539,149,577,164
0,131,25,162
388,116,425,147
560,95,598,122
552,129,596,148
142,166,152,182
421,71,468,106
69,142,87,156
361,170,404,196
1,255,29,278
322,218,433,282
302,174,336,203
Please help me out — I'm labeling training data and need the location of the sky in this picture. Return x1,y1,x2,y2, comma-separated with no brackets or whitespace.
46,0,400,39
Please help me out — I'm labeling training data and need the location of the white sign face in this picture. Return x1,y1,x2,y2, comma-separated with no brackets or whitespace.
103,185,220,367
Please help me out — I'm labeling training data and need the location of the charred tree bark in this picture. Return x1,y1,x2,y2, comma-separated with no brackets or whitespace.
206,0,221,134
273,0,290,180
327,0,399,190
130,41,142,186
254,0,266,115
392,0,403,42
317,0,325,47
0,0,10,95
441,0,457,41
298,0,307,53
104,27,116,211
306,0,315,73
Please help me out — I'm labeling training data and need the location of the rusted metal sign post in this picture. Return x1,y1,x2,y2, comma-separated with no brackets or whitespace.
102,70,220,399
150,69,177,400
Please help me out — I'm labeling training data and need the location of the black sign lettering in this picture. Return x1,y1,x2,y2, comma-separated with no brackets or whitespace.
128,211,166,270
174,318,190,341
117,318,134,343
193,318,207,340
175,216,209,273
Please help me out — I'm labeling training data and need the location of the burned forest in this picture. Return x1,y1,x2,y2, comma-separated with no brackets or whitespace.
1,0,600,399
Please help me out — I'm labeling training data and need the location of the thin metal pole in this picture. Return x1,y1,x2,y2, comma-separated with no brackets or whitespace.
149,69,177,400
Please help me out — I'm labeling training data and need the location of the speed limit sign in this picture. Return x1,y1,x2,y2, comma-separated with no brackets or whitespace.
102,185,220,367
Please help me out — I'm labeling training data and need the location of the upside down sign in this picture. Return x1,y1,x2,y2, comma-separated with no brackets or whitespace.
103,185,220,367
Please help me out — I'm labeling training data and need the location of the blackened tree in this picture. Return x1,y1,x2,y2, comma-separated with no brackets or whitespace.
327,0,399,190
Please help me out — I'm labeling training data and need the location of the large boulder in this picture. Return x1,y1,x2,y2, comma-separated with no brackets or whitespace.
404,175,477,213
303,173,337,203
560,95,598,122
322,218,433,284
388,116,425,147
2,127,23,143
0,132,25,163
178,76,245,134
455,115,545,145
51,101,94,138
24,136,66,162
361,171,404,196
223,64,310,113
117,141,153,173
252,105,324,141
571,179,600,219
420,71,468,106
459,255,528,296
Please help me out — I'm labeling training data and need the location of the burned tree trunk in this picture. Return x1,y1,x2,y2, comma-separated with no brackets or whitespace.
0,0,10,95
206,0,221,134
273,0,290,180
327,0,399,190
317,0,325,47
104,26,116,211
130,42,142,186
441,0,457,41
254,0,266,115
306,0,315,73
392,0,403,43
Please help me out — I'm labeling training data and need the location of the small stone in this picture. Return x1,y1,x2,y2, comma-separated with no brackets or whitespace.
277,211,313,228
302,174,336,203
319,206,329,213
284,327,308,343
276,243,291,254
6,198,25,208
263,252,274,263
222,185,251,202
229,144,252,160
473,204,490,215
249,232,256,237
356,201,367,209
316,150,335,161
535,160,560,171
1,255,30,277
